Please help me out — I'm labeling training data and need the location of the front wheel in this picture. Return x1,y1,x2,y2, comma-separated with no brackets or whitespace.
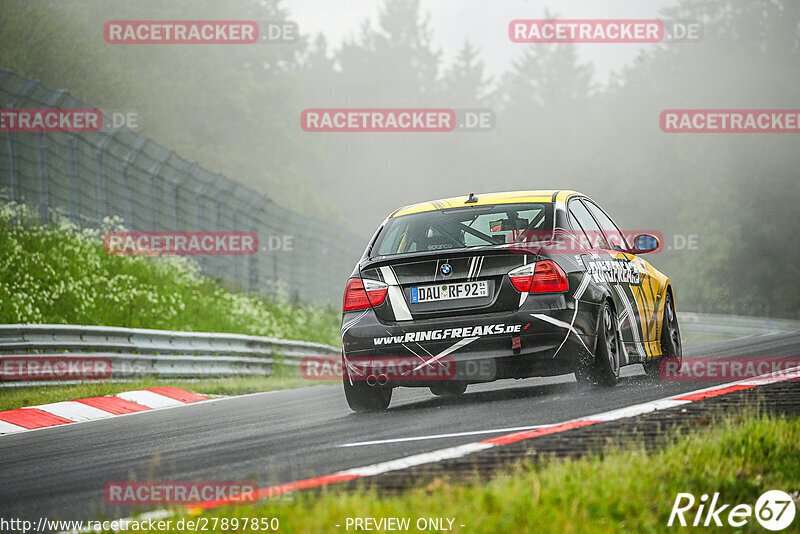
575,302,620,387
343,376,392,412
643,292,682,379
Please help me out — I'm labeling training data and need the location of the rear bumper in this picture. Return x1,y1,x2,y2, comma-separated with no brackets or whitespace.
342,294,599,386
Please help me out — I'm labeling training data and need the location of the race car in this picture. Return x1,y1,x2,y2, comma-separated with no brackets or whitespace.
340,190,682,412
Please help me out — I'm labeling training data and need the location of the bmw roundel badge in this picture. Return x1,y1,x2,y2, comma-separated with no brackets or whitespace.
440,263,452,276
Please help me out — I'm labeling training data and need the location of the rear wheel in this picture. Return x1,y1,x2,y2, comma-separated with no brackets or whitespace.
343,376,392,412
430,383,467,397
575,302,620,386
643,292,682,378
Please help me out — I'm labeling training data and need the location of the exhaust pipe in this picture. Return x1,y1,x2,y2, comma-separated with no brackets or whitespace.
366,375,378,387
377,374,388,386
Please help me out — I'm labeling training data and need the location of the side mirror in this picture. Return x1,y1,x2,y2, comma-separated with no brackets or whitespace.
632,233,660,254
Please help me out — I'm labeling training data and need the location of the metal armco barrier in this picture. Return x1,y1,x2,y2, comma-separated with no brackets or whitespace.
678,312,800,337
0,324,340,386
1,314,797,386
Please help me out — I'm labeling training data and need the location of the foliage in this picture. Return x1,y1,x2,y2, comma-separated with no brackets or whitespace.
0,202,341,345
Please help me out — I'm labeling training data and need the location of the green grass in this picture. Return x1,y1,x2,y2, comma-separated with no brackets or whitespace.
134,412,799,533
0,372,337,412
0,202,340,346
0,202,342,409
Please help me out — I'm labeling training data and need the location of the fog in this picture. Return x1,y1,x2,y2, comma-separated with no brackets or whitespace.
1,0,798,317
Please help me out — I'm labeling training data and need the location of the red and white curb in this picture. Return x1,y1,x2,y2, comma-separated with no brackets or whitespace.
61,366,799,533
189,365,800,512
0,387,208,435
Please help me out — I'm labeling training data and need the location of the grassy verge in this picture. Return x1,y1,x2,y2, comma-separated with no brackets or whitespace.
139,412,799,533
0,202,340,345
0,202,342,409
0,371,337,412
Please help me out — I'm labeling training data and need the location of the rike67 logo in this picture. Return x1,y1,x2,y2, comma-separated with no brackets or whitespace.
669,490,796,530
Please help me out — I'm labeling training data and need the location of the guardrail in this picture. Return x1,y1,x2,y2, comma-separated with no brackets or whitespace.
678,312,800,338
0,324,340,386
1,314,797,386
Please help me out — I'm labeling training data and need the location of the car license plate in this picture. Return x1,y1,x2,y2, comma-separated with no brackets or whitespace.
410,281,489,303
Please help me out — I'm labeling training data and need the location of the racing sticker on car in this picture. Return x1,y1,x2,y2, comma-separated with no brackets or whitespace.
586,258,641,285
373,323,521,346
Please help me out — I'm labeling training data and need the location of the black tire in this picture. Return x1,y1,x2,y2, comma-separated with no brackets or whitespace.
575,301,620,387
643,292,682,379
430,383,467,397
343,376,392,412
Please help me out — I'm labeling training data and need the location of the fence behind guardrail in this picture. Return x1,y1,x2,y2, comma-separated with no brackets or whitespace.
0,69,363,306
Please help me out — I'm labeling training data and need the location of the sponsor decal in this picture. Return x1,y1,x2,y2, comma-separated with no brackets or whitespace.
373,324,521,346
0,108,102,132
103,231,258,255
660,109,800,133
1,356,112,380
661,357,800,381
586,259,641,285
668,490,796,530
104,482,257,505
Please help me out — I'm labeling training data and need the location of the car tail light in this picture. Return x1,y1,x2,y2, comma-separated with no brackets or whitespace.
508,264,534,292
343,278,388,311
508,260,568,294
530,260,568,293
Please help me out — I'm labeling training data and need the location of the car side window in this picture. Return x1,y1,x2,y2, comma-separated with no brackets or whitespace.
582,200,629,252
568,199,608,250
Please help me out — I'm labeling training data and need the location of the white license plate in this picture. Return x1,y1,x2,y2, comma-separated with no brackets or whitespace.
410,281,489,303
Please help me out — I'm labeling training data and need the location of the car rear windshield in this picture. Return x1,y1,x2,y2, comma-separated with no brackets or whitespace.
371,203,553,257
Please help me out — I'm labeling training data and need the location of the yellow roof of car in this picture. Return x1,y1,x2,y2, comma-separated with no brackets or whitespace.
390,190,580,218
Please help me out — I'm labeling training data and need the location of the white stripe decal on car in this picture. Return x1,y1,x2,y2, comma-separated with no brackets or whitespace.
531,313,591,353
411,336,479,372
380,266,412,321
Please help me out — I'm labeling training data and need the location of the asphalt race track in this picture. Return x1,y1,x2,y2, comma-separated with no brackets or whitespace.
1,331,799,524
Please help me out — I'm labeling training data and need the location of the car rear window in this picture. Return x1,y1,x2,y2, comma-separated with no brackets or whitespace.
371,203,552,257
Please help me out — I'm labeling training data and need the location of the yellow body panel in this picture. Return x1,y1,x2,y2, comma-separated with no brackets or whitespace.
390,190,580,218
388,189,672,359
